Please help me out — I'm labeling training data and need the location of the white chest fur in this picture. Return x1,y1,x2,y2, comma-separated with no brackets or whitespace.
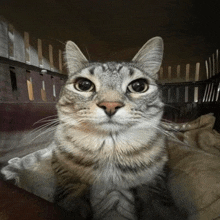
57,125,166,188
92,132,165,189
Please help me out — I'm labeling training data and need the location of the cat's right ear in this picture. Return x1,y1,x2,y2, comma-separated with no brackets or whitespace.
65,41,88,75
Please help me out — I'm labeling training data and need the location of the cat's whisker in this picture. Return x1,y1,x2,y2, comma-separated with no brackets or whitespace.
22,125,58,144
160,122,181,133
148,82,158,87
138,113,183,141
33,115,58,125
30,123,58,136
25,121,59,143
154,125,189,147
161,118,174,123
38,119,60,125
163,104,180,110
59,116,88,127
31,120,59,133
32,120,60,129
160,119,194,133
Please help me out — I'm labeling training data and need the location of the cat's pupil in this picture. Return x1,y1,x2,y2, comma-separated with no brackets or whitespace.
130,79,148,92
79,80,91,90
75,78,93,91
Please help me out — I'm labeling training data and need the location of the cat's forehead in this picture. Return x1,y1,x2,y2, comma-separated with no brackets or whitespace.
76,62,146,80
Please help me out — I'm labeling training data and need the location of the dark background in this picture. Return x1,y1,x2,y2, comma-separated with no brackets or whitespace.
0,0,220,67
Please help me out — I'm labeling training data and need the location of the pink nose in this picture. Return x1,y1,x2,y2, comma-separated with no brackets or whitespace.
97,101,124,117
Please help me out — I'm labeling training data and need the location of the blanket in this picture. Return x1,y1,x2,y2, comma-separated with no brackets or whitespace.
165,114,220,220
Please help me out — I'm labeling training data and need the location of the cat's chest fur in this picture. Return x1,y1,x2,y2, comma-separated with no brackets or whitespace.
54,125,167,189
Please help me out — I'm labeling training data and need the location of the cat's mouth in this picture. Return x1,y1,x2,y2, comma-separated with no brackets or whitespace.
96,118,133,132
97,117,124,127
100,119,121,125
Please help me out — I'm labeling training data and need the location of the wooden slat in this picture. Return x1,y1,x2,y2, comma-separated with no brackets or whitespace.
212,53,215,76
216,49,219,74
209,57,212,78
59,49,63,73
194,87,198,102
29,36,39,67
38,39,43,67
194,62,200,102
0,20,9,58
208,83,212,102
42,40,51,71
211,87,215,102
216,82,220,101
49,44,54,71
205,60,209,79
168,66,171,80
186,64,190,81
53,84,56,97
41,88,47,101
40,72,47,102
30,71,42,102
195,62,200,81
8,23,14,59
26,71,34,101
27,79,34,101
177,65,180,78
203,85,208,102
24,32,30,64
205,84,211,102
14,30,25,62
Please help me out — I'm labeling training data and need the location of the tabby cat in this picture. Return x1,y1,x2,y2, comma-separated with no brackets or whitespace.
51,37,170,220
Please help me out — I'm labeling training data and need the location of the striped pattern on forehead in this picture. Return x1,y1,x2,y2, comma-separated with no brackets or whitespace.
86,62,138,77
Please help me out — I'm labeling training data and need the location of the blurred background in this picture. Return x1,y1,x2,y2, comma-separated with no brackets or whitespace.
0,0,220,66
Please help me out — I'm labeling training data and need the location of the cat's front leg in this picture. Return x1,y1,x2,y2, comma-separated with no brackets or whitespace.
90,185,137,220
135,182,186,220
54,179,92,219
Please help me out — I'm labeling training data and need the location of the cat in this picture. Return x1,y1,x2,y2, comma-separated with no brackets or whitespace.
51,37,173,220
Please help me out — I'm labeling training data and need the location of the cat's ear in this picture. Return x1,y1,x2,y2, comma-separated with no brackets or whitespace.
132,37,163,79
65,41,88,75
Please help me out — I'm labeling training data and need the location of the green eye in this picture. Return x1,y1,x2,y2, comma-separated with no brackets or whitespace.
127,79,149,93
74,78,95,92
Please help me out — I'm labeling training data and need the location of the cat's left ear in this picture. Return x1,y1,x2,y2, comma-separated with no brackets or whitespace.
132,37,163,79
65,41,88,75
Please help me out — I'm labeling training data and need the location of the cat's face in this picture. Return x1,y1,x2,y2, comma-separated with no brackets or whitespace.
57,37,164,133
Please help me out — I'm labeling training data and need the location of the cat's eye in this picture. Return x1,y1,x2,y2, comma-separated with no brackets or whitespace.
74,78,95,92
127,79,149,93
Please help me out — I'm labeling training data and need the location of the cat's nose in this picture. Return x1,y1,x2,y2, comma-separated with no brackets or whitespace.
97,101,124,117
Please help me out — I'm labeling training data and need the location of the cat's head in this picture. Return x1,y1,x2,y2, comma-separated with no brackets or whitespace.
57,37,164,133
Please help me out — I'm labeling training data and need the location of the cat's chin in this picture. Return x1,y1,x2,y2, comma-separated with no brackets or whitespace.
96,121,130,133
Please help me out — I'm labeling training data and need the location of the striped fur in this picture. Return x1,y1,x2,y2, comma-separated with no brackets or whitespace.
52,37,168,219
